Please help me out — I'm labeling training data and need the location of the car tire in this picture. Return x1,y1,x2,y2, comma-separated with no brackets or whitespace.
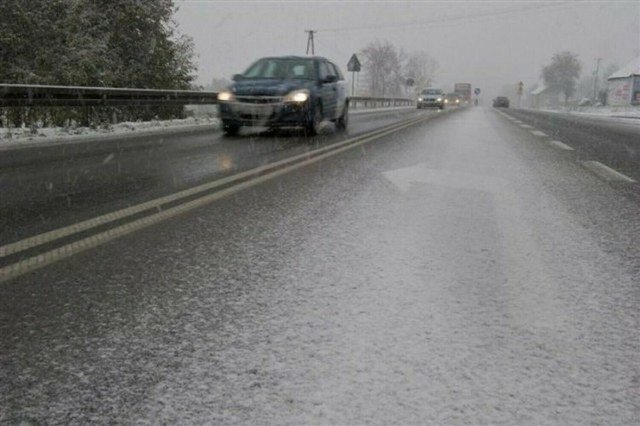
306,103,323,136
335,102,349,132
223,123,240,136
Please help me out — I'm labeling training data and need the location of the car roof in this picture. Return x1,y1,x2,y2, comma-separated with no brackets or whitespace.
259,55,329,62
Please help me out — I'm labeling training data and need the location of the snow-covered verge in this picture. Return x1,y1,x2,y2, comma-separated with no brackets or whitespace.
537,105,640,119
0,104,414,151
0,116,221,150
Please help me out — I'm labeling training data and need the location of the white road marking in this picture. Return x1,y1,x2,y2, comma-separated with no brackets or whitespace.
0,117,423,259
581,161,636,183
0,115,430,283
512,120,523,124
520,124,534,129
548,140,574,151
530,130,548,137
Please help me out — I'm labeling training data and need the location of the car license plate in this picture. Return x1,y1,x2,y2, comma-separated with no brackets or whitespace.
235,103,273,116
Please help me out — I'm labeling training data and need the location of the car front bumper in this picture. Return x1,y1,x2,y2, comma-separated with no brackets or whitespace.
418,100,445,108
218,101,311,127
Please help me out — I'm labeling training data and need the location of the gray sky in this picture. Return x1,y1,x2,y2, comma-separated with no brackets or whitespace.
174,1,640,98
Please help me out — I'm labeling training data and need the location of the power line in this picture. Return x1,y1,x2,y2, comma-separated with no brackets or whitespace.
317,2,575,34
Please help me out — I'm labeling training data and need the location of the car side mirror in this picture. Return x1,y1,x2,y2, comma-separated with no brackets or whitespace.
232,74,244,82
322,75,338,84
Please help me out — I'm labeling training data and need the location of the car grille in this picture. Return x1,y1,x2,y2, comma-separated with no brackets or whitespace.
235,95,283,104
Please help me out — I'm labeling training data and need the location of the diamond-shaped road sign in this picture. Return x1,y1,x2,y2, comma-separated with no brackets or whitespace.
347,54,361,72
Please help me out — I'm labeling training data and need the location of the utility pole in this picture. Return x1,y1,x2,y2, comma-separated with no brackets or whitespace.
592,57,602,102
305,30,316,55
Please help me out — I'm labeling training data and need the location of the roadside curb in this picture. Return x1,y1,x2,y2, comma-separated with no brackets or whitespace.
0,122,220,152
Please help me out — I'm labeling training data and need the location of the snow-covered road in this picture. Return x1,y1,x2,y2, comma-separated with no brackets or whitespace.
1,106,638,424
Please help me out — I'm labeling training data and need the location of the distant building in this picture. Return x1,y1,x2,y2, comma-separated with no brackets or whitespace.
529,83,563,109
606,57,640,106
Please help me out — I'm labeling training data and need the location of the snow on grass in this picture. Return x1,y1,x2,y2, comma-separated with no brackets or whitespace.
537,105,640,119
0,116,221,148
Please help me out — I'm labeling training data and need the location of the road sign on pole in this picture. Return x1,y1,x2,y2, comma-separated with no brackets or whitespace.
347,54,361,72
474,88,481,95
347,54,361,96
518,81,524,108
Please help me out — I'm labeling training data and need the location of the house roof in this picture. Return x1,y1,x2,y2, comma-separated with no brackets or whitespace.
530,84,547,95
608,57,640,79
530,83,560,96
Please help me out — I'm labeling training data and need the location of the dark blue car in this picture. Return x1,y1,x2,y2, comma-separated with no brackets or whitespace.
217,56,349,136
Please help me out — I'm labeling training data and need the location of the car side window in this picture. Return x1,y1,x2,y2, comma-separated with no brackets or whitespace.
329,62,344,80
319,61,335,81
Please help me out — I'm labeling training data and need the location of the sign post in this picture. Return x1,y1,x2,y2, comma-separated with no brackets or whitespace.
347,54,361,97
518,81,524,108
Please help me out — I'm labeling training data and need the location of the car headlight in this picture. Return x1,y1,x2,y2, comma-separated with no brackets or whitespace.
418,97,423,102
444,99,449,104
456,99,460,104
437,97,443,102
217,90,234,102
284,89,310,103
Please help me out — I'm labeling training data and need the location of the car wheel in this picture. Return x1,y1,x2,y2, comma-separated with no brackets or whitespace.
335,102,349,132
306,103,323,136
223,123,240,136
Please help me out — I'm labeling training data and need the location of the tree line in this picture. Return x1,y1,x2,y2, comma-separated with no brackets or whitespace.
0,0,196,128
539,51,616,106
359,39,439,98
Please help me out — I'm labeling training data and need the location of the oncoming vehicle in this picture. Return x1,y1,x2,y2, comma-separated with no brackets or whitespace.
492,96,510,108
217,56,349,136
444,93,461,106
417,88,445,109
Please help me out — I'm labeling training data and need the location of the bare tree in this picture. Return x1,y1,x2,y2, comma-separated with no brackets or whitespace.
404,51,439,92
541,51,582,105
360,40,404,97
576,62,617,103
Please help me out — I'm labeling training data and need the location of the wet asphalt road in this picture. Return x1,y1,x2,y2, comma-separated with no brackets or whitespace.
502,108,640,183
1,106,639,424
0,107,427,246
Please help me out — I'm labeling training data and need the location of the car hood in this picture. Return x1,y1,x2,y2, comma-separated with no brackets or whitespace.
231,79,313,97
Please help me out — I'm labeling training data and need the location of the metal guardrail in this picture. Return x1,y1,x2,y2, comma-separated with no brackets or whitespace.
0,84,415,108
0,84,218,107
350,97,415,109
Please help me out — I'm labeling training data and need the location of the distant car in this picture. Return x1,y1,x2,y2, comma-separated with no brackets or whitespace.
217,56,349,136
444,93,461,106
493,96,510,108
578,98,592,107
417,88,445,109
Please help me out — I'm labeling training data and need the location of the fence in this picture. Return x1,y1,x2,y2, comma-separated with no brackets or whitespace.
0,84,415,108
349,97,415,109
0,84,217,107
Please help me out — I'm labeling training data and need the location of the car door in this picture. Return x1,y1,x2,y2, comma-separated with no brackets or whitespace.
318,60,338,119
330,61,348,118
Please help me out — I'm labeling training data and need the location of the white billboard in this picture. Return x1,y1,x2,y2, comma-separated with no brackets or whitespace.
607,78,633,106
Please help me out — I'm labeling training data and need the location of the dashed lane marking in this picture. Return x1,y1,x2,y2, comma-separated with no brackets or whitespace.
520,124,534,129
530,130,548,137
548,140,574,151
581,161,636,183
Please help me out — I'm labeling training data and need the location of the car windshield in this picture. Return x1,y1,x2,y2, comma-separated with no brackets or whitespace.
242,58,314,80
422,89,441,95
